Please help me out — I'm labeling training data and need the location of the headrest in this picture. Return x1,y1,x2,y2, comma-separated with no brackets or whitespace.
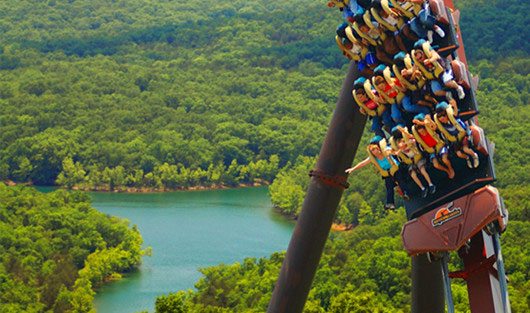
354,77,367,89
370,135,384,145
414,39,427,49
414,113,426,121
393,51,406,62
435,101,449,113
357,0,373,10
336,22,349,38
371,0,383,10
391,126,403,138
373,64,387,76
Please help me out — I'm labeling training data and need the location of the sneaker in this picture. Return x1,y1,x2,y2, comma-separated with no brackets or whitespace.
457,86,465,99
384,203,396,211
428,184,436,194
427,30,434,43
434,26,446,38
421,188,428,198
473,153,480,168
466,157,473,168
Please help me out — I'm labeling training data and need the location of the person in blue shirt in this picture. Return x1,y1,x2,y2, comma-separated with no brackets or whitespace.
345,136,411,210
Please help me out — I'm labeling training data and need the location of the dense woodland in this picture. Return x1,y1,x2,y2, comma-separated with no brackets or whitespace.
0,0,344,190
0,184,144,312
1,0,526,191
0,0,528,312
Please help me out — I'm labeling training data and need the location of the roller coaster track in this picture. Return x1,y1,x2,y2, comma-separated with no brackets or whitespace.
267,1,510,312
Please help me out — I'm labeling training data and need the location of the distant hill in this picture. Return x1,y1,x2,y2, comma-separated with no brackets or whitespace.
0,0,528,190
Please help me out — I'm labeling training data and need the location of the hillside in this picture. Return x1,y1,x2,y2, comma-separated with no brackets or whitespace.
0,0,343,190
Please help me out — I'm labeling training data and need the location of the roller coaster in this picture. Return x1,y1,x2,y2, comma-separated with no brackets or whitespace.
267,1,510,312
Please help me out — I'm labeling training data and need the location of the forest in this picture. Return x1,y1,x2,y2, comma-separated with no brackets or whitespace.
0,0,528,312
1,0,524,191
0,184,144,312
0,0,344,190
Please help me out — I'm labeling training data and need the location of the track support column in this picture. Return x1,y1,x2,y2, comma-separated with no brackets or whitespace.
411,253,446,313
458,231,511,313
267,63,366,313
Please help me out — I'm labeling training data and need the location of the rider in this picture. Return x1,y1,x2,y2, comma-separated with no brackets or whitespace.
412,113,456,179
434,102,480,168
346,136,411,210
391,126,436,197
353,78,387,137
412,40,466,100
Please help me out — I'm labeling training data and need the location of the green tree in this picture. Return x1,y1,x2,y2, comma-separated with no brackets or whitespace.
56,157,86,188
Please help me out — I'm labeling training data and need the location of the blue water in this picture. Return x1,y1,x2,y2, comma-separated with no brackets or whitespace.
89,187,294,313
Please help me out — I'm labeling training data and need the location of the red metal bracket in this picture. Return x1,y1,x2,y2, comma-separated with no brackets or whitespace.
309,169,350,190
448,255,497,280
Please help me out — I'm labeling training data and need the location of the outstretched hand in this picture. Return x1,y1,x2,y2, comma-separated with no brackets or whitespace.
345,167,354,174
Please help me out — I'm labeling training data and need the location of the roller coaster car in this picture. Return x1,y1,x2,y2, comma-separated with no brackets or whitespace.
402,125,495,219
401,185,508,256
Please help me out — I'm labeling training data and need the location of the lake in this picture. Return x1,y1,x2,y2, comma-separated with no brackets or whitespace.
90,187,294,313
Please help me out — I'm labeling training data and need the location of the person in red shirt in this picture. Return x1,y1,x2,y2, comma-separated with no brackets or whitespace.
412,113,455,179
353,83,392,138
373,73,430,118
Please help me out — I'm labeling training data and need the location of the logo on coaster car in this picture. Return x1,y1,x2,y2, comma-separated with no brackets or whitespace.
431,202,463,227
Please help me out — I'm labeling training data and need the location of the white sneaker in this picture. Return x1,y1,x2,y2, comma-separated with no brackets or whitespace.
466,157,473,168
434,26,445,38
457,86,465,99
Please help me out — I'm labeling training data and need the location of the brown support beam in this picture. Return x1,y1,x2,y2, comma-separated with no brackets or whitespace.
411,254,446,313
458,232,508,313
267,62,366,313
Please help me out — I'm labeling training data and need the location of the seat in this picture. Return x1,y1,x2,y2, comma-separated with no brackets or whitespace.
411,41,444,80
335,35,362,61
451,59,471,90
388,0,421,19
391,54,427,91
352,78,387,117
428,0,449,25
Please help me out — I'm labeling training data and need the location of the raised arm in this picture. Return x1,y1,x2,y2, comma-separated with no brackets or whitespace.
345,157,370,174
428,50,441,65
424,114,438,130
398,126,415,140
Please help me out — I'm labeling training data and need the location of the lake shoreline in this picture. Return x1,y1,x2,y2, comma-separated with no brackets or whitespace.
3,180,269,193
271,205,352,232
7,180,352,232
90,187,294,313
